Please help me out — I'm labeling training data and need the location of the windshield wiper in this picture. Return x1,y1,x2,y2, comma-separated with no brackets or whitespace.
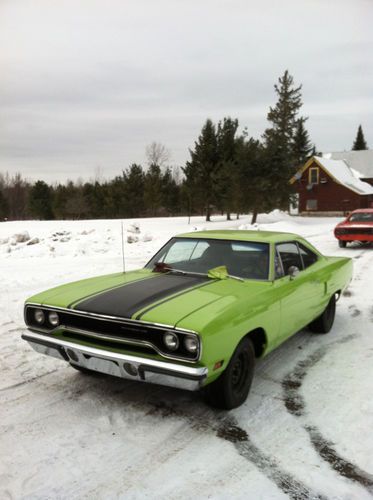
170,267,244,282
165,267,209,278
153,263,244,282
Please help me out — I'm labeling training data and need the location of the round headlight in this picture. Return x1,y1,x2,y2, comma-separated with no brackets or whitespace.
184,335,198,354
163,332,179,351
48,311,59,327
34,309,45,324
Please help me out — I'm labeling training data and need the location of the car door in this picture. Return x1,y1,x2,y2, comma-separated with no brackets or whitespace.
273,241,325,344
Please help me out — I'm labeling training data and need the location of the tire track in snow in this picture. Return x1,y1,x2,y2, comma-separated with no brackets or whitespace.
0,369,60,392
87,395,327,500
216,415,327,500
306,425,373,493
281,334,373,493
148,400,326,499
144,401,327,500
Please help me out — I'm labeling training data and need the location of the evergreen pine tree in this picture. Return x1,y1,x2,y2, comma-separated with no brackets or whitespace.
352,125,368,150
292,118,313,166
122,164,145,217
183,119,220,221
162,167,180,215
236,136,271,224
52,184,69,219
0,189,8,219
215,117,239,220
263,70,305,210
144,164,163,216
28,180,54,219
83,182,105,218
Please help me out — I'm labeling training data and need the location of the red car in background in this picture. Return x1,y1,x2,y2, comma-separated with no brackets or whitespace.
334,209,373,248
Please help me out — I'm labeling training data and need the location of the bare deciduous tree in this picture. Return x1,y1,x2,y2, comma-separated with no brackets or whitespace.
145,142,171,168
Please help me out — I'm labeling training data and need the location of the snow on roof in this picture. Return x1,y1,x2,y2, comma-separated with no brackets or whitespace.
323,150,373,178
316,157,373,195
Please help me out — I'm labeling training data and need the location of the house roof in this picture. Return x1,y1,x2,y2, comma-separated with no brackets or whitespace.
290,156,373,196
324,150,373,178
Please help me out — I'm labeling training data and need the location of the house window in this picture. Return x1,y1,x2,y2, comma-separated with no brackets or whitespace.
309,167,319,184
306,199,317,210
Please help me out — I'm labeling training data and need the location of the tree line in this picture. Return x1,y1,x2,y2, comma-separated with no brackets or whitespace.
0,71,368,222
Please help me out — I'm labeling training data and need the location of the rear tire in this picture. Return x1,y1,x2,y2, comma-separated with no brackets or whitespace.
338,240,347,248
309,295,336,334
203,338,255,410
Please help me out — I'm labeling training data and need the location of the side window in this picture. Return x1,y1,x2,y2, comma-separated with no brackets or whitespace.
276,242,302,276
298,243,318,269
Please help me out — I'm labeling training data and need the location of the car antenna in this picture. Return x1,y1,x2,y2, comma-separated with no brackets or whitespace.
121,221,125,273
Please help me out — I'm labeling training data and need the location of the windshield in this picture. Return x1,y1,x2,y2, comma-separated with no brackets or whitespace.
348,212,373,223
145,238,270,280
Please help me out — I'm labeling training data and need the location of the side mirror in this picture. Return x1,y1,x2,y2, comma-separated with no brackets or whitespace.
288,266,300,280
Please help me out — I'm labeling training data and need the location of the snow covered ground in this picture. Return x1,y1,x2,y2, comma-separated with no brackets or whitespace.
1,212,372,500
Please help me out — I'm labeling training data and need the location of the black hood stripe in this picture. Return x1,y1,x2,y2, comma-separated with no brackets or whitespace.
73,273,208,319
135,279,215,320
67,274,158,309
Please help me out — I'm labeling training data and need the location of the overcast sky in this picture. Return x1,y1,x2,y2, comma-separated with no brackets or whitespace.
0,0,372,183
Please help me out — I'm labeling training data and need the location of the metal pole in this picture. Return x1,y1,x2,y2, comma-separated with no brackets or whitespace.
121,221,125,273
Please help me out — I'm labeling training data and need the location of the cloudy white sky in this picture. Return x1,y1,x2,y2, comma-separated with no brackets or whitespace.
0,0,372,182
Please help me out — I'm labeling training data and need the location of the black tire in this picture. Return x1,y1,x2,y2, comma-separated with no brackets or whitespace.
203,337,255,410
338,240,347,248
309,294,336,334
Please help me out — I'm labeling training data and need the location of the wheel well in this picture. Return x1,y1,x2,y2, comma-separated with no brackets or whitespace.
245,328,267,358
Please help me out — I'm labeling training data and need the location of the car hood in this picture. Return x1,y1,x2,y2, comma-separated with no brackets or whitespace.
337,221,373,228
26,269,269,328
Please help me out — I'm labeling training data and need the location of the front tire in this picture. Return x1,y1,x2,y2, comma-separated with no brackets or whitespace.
338,240,347,248
203,338,255,410
309,294,336,334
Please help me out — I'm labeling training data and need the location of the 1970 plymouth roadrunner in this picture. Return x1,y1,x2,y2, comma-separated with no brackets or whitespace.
23,230,352,409
334,208,373,248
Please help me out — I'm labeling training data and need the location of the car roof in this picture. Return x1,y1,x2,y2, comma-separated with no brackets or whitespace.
176,229,304,243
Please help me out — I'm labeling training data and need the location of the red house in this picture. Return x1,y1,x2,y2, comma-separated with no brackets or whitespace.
290,153,373,215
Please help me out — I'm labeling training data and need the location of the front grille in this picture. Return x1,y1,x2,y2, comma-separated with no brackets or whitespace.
25,306,199,362
61,331,155,355
336,227,373,235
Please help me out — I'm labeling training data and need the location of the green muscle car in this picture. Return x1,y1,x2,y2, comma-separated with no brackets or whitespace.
23,230,352,409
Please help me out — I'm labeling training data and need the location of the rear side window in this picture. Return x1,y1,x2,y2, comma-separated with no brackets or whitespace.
298,243,318,269
276,242,302,277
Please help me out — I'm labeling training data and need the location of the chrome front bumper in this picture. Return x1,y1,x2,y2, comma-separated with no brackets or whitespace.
22,331,208,392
